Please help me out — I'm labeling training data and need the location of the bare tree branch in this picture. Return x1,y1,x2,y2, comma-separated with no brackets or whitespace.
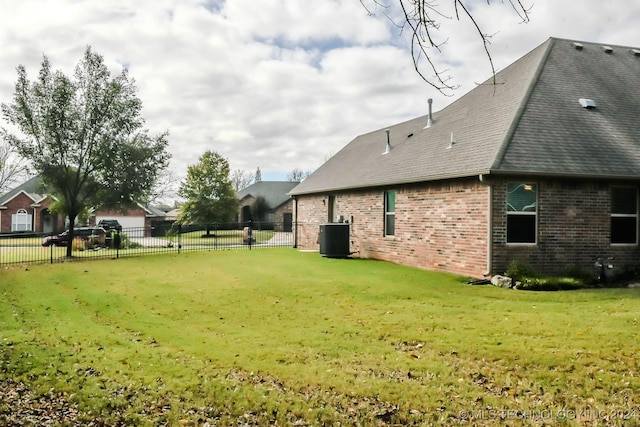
146,167,179,205
230,169,255,192
362,0,532,94
0,140,29,193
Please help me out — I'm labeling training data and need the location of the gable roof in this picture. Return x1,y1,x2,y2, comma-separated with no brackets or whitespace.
291,37,640,196
1,175,167,216
237,181,298,209
0,175,47,206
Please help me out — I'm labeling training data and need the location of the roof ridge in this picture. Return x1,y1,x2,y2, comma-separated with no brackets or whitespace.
490,38,556,171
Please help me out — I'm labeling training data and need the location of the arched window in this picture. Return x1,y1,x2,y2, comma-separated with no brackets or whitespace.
12,208,33,232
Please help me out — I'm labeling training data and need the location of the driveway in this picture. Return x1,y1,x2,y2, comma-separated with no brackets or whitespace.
128,237,173,248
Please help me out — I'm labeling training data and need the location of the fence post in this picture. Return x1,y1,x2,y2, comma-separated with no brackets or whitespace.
115,230,120,259
248,220,252,251
178,224,182,253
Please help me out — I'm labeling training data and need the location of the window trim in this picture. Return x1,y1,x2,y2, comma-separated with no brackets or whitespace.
11,208,33,232
506,182,538,245
611,186,638,246
384,190,395,236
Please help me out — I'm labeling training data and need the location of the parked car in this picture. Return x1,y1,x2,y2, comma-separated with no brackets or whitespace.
41,227,107,247
98,219,122,232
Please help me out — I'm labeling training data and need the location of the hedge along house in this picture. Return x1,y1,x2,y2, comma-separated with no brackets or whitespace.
290,38,640,278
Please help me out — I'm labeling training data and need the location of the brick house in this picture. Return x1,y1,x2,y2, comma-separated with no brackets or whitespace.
0,176,63,234
290,38,640,278
0,176,167,237
237,181,299,231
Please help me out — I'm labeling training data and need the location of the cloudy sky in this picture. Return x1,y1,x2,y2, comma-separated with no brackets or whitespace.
1,0,640,188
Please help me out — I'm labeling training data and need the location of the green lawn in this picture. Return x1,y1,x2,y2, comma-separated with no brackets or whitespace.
1,249,639,425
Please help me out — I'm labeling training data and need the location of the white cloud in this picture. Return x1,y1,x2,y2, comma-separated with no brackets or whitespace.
1,0,640,189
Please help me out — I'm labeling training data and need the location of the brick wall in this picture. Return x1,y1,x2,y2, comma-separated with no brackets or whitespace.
274,200,294,231
0,194,61,233
294,194,327,248
95,207,147,218
491,178,640,276
295,177,640,278
294,177,490,278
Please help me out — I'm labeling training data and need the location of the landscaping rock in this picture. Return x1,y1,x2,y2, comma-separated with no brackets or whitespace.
491,275,513,289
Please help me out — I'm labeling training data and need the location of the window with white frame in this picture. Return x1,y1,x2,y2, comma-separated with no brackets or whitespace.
506,183,537,244
384,190,395,236
611,186,638,244
11,209,32,232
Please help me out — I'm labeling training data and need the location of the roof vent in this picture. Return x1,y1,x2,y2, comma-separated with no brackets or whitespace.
572,42,584,50
424,98,434,128
579,98,596,109
631,49,640,57
602,45,613,53
382,129,391,155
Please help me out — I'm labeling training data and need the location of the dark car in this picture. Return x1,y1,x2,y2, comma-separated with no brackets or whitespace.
41,227,107,247
98,219,122,232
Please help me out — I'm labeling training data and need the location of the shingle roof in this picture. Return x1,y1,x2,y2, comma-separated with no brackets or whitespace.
237,181,299,209
0,175,45,205
0,175,169,216
291,38,640,196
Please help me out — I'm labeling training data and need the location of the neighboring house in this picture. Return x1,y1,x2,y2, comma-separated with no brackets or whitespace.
91,204,168,237
290,37,640,278
164,208,181,222
0,176,63,234
0,175,169,237
237,181,299,231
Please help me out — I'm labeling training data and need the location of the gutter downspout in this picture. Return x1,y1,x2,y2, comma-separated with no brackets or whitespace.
479,174,492,277
292,196,298,248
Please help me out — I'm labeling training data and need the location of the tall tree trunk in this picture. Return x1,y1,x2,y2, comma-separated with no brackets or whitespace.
66,214,76,258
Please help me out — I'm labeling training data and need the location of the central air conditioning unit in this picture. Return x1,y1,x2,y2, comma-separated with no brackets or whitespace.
319,223,350,258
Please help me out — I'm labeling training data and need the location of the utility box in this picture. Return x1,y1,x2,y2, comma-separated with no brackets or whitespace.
319,223,350,258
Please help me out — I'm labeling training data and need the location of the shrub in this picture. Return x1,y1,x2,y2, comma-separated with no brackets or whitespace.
71,237,86,251
562,265,598,286
505,261,587,291
614,263,640,284
515,276,584,291
505,260,537,282
71,234,106,251
86,235,105,249
117,233,140,249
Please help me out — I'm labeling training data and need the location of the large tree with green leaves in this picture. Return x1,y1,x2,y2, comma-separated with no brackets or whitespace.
178,150,237,230
1,46,170,256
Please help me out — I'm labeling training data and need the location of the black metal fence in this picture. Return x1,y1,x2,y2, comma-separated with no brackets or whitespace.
0,222,294,267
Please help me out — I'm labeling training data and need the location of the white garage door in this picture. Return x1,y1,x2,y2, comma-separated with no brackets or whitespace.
96,216,145,237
